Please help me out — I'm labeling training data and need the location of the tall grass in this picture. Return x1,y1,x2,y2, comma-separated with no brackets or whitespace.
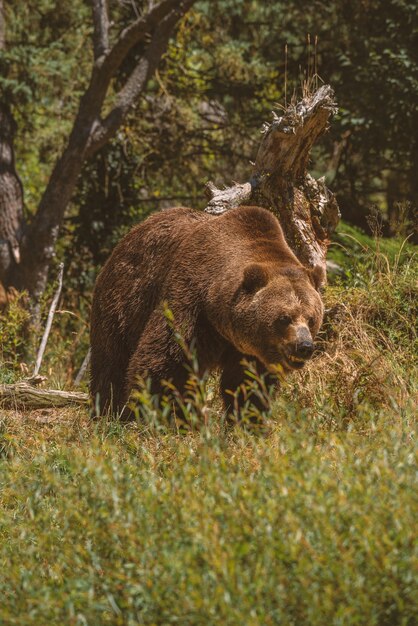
0,231,417,624
0,407,416,625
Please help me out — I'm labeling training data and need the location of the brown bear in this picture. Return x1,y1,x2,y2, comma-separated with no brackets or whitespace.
90,205,324,418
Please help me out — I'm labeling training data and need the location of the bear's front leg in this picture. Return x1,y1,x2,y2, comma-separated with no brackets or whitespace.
220,348,277,423
124,308,201,413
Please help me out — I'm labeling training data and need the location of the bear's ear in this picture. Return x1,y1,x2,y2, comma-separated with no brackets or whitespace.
242,264,268,294
309,264,327,292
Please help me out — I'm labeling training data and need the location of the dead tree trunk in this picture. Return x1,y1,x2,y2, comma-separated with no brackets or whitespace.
0,379,88,409
205,85,340,283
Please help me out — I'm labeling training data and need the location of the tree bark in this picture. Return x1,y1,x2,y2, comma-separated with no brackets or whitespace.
205,85,340,282
0,1,25,308
0,379,88,409
0,104,24,300
6,0,196,314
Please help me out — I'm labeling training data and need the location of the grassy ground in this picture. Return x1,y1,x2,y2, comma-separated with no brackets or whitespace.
0,406,416,625
0,230,417,624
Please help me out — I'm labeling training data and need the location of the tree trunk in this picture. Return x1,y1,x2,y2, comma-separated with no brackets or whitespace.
205,85,340,282
12,131,91,305
0,0,25,307
4,0,196,316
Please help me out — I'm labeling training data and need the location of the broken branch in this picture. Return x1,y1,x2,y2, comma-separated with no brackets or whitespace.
33,262,64,376
74,348,91,386
205,181,253,215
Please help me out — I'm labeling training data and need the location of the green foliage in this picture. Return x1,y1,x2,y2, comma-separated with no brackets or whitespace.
3,0,417,291
0,226,417,624
330,220,415,265
0,406,416,624
0,293,30,380
1,0,91,212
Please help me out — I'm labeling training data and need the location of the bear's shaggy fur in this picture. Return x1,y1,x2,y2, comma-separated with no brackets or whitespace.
90,206,324,416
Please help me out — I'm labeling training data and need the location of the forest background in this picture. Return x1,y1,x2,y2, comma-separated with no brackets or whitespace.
0,2,417,623
1,0,417,377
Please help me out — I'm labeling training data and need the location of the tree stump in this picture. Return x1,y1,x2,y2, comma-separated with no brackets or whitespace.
205,85,340,284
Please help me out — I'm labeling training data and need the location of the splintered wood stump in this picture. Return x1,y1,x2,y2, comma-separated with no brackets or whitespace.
205,85,340,283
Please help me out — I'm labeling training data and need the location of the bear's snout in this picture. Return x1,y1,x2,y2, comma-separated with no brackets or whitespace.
294,340,314,359
292,326,315,359
279,325,315,369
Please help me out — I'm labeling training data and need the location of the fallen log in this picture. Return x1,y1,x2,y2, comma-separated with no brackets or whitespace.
0,379,88,409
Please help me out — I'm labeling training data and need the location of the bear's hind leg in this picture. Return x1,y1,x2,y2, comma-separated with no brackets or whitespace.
90,340,130,417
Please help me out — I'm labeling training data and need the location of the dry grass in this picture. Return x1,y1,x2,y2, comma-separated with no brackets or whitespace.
0,234,417,624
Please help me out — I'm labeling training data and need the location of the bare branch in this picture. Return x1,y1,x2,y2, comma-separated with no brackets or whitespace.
33,262,64,375
205,181,253,215
99,0,186,76
91,0,109,59
75,348,91,386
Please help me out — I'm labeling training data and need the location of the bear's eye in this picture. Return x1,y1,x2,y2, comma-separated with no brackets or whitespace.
275,315,292,330
308,316,315,328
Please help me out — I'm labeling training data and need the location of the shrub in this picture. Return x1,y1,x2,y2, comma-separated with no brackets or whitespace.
0,292,30,382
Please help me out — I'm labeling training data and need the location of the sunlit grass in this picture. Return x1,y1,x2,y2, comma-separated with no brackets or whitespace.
0,404,416,625
0,233,417,624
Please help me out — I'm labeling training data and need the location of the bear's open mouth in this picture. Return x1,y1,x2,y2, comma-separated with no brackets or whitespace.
266,348,307,371
282,353,306,370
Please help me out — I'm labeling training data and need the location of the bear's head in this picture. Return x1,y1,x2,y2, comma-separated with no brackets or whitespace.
228,263,324,372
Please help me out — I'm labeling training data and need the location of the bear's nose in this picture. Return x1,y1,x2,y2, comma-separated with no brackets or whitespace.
295,340,314,359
